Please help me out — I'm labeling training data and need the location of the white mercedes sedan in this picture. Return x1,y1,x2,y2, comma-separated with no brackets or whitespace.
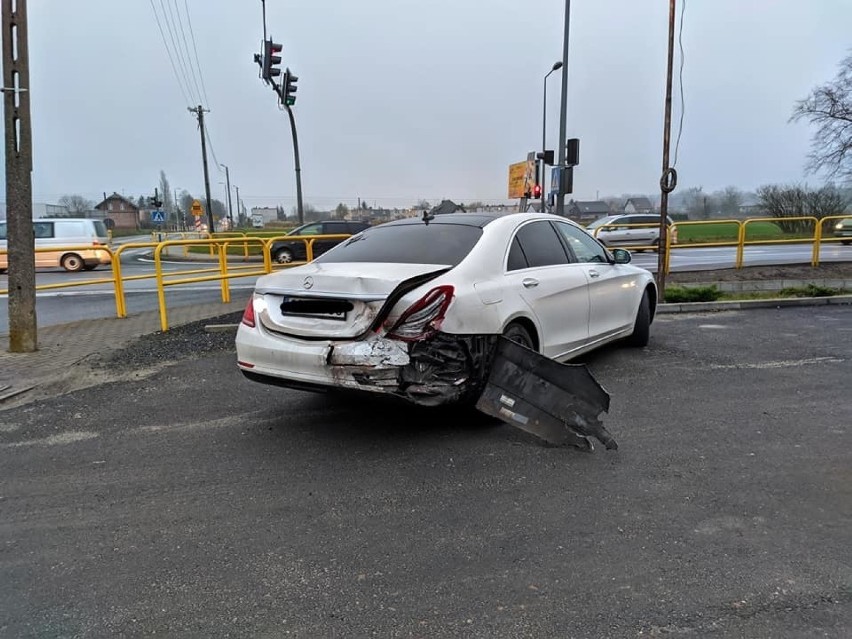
236,212,657,406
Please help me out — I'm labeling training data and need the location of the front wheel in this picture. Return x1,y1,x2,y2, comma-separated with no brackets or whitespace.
273,247,294,264
626,291,651,347
842,240,851,246
61,253,84,272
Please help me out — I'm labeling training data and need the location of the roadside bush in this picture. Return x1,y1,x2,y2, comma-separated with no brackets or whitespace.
779,284,847,297
665,285,722,303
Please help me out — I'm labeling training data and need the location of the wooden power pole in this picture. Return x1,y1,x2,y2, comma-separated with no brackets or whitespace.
188,105,216,234
2,0,36,352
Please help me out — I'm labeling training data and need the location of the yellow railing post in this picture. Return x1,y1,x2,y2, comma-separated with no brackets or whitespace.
110,247,127,318
218,241,230,303
154,243,170,332
812,221,823,267
735,221,746,269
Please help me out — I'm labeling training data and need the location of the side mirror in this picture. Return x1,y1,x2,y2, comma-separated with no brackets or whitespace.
612,248,631,264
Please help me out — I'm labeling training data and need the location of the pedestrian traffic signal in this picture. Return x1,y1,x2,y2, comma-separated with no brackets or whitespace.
282,68,298,106
262,39,283,82
533,184,542,198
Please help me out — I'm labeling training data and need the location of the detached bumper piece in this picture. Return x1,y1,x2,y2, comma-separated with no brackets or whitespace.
476,338,617,451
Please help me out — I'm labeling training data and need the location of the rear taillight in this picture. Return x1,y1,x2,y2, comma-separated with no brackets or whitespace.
386,285,454,341
241,297,256,328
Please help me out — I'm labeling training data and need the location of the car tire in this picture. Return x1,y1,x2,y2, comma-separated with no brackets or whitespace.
626,291,651,347
273,247,294,264
842,240,851,246
503,322,535,351
61,253,84,272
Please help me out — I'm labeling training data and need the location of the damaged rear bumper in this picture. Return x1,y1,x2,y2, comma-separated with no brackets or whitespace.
236,326,496,406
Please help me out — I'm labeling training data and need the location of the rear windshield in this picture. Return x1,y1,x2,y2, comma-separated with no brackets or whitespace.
316,223,483,266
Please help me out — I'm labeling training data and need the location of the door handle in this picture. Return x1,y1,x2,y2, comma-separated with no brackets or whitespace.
588,270,600,278
522,278,539,288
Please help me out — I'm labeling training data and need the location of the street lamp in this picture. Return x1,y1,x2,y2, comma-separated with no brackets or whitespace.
541,60,563,211
219,163,235,230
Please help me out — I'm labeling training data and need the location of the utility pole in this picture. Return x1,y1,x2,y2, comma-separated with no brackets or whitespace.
234,185,241,225
188,105,216,233
222,163,234,229
655,0,678,301
555,0,571,217
2,0,36,352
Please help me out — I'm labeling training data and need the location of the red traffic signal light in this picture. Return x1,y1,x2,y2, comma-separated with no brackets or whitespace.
262,39,283,82
533,184,542,198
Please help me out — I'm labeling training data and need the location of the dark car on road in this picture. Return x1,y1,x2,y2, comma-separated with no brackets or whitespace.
270,220,370,264
833,217,852,245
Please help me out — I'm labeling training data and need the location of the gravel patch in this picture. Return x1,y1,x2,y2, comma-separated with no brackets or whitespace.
97,311,242,371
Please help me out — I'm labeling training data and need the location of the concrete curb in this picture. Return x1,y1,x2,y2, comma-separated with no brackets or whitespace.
658,294,852,314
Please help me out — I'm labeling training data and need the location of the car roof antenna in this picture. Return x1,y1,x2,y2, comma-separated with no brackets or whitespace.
422,210,434,225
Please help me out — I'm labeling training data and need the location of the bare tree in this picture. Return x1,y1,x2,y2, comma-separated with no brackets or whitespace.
757,183,849,234
334,202,350,219
716,186,743,217
792,53,852,180
58,194,93,216
158,170,173,215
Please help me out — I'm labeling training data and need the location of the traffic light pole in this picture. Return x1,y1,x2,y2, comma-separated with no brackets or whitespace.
284,104,304,225
555,0,571,217
2,0,37,352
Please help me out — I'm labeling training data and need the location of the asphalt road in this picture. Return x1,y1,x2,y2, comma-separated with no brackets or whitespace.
1,306,850,637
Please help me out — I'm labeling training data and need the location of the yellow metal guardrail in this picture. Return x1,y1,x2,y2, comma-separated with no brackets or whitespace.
5,219,851,330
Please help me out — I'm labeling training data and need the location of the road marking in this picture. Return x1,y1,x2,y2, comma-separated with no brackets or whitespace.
709,357,843,370
0,431,99,448
698,324,728,329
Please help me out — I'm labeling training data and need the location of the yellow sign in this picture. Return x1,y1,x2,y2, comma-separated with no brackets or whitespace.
508,162,528,199
191,199,203,217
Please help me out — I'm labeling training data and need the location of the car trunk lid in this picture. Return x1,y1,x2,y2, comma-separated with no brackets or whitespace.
254,262,450,339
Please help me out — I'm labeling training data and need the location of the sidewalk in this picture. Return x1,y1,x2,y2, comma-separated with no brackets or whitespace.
0,297,249,403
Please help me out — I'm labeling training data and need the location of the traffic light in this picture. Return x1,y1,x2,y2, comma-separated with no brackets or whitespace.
533,184,542,198
261,39,283,82
282,68,298,106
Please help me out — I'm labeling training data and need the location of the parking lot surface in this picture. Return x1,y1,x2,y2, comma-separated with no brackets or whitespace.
1,306,850,637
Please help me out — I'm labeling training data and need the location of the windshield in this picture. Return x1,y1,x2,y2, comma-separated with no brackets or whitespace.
586,216,617,230
315,223,483,266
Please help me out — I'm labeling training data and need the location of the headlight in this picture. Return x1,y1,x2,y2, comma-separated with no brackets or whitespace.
835,222,844,230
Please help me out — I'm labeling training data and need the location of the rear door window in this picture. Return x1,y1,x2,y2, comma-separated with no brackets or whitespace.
33,222,55,238
513,221,569,268
506,237,529,271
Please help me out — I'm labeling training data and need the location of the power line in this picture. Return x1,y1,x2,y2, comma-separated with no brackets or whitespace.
672,0,687,168
184,0,211,107
158,0,198,104
171,0,204,107
204,126,225,173
148,0,192,105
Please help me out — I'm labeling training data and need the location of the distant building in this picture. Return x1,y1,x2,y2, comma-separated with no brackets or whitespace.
94,192,140,230
624,197,654,214
566,200,611,221
251,207,279,224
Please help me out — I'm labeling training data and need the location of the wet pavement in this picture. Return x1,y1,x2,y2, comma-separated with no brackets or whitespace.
0,306,850,637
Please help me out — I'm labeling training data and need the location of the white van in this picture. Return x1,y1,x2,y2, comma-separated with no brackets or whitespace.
0,218,111,272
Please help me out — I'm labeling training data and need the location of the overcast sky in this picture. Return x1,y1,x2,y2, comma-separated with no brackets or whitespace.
3,0,851,211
